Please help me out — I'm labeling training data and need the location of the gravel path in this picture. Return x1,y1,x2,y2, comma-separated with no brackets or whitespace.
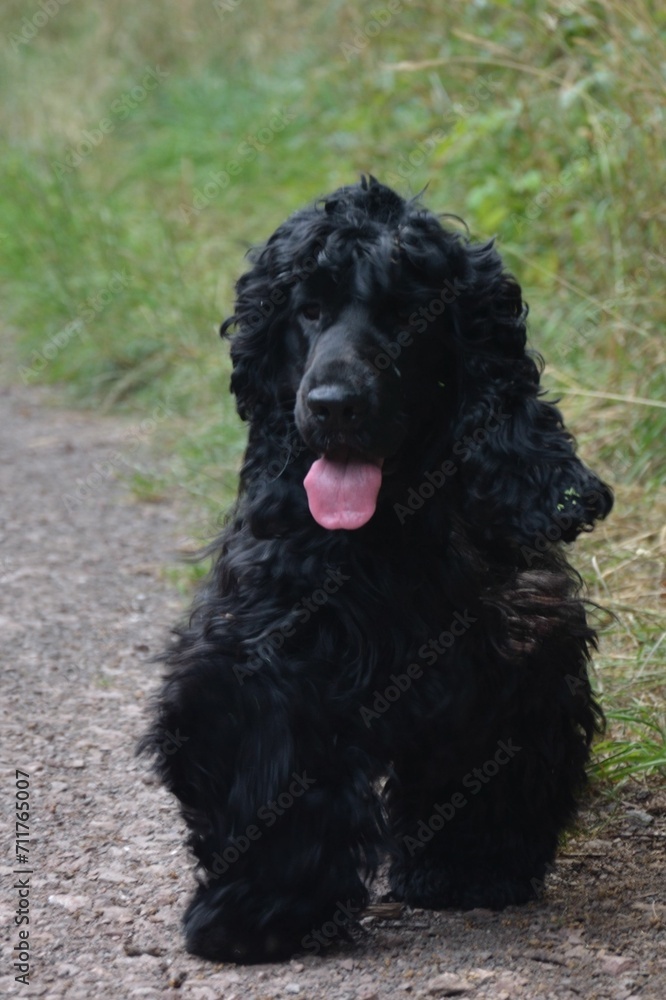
1,383,665,1000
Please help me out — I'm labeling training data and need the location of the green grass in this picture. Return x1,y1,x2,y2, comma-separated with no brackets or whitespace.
594,704,666,782
1,0,664,782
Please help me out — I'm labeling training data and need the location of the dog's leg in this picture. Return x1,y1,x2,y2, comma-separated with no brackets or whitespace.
386,627,599,910
147,657,381,963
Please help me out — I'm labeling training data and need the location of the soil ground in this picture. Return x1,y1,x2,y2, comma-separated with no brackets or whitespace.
1,383,665,1000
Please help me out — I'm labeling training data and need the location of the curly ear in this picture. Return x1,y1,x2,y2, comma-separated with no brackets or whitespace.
221,268,281,425
449,241,613,548
222,210,331,423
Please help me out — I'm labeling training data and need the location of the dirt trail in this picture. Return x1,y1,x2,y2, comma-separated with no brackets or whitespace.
1,383,664,1000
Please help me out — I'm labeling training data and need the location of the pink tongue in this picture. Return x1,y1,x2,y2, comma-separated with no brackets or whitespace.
304,454,383,530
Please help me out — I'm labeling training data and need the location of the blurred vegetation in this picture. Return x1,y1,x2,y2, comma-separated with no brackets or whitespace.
0,0,664,781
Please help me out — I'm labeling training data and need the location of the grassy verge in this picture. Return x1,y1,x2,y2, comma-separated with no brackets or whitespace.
1,0,664,781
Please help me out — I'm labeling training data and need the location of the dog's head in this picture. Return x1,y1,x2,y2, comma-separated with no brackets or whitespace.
223,177,612,542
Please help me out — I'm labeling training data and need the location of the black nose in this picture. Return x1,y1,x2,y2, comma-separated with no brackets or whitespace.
306,385,366,430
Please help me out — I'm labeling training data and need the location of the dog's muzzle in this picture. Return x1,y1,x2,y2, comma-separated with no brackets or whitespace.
294,319,405,531
296,373,401,531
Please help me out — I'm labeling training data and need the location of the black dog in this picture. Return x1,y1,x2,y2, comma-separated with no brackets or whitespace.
143,176,612,963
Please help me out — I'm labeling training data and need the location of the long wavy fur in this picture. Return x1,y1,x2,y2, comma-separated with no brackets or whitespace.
142,176,613,964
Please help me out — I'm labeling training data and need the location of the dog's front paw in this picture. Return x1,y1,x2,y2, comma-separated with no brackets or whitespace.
184,889,300,963
389,860,539,911
186,920,297,964
184,884,365,964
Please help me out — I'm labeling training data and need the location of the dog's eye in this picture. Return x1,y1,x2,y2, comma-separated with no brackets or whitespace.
300,303,321,322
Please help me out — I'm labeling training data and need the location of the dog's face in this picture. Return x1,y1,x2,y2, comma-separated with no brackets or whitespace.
236,186,469,529
291,274,407,461
288,250,453,529
225,177,613,540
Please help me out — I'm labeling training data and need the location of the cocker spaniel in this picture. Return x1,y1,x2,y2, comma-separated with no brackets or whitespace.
143,176,612,963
